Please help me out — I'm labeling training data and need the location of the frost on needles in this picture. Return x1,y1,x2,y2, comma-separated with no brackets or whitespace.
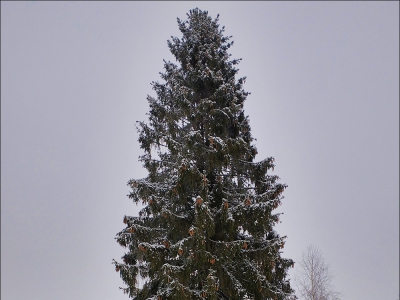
113,8,295,300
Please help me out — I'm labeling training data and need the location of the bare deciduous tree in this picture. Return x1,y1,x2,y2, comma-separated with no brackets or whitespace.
294,245,341,300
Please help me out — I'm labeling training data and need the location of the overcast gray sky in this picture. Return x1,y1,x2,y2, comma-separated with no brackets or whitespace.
1,2,398,300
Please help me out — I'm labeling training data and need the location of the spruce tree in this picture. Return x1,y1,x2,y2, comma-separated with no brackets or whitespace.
114,8,294,300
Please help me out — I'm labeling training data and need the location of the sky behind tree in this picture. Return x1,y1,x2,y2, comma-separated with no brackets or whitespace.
2,2,398,300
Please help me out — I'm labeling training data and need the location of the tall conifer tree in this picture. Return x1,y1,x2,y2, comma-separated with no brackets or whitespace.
114,8,294,300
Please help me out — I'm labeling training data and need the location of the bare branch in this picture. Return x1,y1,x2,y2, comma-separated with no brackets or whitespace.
294,245,342,300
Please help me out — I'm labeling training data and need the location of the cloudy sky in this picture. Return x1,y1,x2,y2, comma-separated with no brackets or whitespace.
2,2,398,300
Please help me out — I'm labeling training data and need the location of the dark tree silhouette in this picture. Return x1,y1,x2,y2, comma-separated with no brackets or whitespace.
114,8,294,300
